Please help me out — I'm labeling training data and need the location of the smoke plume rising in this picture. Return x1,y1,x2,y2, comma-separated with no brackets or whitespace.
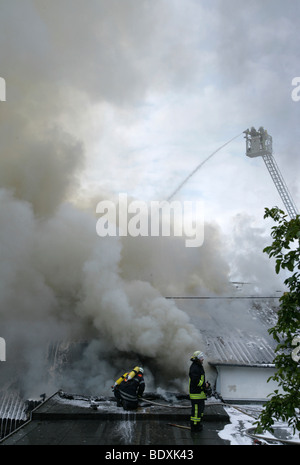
0,1,281,398
0,181,233,396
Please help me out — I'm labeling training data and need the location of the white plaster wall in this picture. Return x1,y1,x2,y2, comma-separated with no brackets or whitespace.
216,366,281,401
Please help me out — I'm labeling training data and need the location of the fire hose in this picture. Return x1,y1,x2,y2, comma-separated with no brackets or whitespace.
244,427,300,445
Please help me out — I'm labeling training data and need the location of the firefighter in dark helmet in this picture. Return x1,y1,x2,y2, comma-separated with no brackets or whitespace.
113,366,145,411
189,351,209,432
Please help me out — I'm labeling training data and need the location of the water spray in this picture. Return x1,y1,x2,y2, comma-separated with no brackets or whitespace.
167,132,244,201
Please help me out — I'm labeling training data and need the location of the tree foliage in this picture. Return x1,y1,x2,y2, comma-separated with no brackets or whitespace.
255,207,300,435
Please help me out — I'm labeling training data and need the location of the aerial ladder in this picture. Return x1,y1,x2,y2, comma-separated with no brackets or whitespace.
244,127,299,219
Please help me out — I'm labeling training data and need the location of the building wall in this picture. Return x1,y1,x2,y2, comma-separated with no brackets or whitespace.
215,365,281,402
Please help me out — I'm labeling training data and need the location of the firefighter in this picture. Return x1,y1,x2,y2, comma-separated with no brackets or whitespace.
113,367,145,410
189,351,208,432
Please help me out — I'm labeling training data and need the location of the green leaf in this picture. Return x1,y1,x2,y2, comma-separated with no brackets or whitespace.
275,260,281,274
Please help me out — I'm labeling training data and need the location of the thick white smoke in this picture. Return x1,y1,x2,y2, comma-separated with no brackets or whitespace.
0,1,230,397
0,1,281,398
0,184,233,396
0,176,235,396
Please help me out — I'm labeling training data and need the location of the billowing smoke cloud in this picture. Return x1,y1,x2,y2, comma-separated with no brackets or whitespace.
0,184,232,396
0,1,282,399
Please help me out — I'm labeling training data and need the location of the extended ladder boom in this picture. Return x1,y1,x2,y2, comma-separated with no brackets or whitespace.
262,153,298,219
244,127,299,219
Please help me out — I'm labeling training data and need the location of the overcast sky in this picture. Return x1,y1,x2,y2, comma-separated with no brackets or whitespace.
1,0,299,241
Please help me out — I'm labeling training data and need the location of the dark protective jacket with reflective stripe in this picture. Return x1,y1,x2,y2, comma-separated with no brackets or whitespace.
119,373,145,402
189,360,207,400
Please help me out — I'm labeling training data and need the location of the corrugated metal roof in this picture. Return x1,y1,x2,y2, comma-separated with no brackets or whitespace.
202,331,276,366
0,390,27,439
0,390,27,422
174,298,278,366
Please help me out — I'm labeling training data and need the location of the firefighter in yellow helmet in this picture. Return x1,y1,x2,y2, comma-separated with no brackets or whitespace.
189,351,209,432
113,366,145,410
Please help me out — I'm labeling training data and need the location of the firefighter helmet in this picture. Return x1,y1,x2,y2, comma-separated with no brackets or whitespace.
191,351,205,361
